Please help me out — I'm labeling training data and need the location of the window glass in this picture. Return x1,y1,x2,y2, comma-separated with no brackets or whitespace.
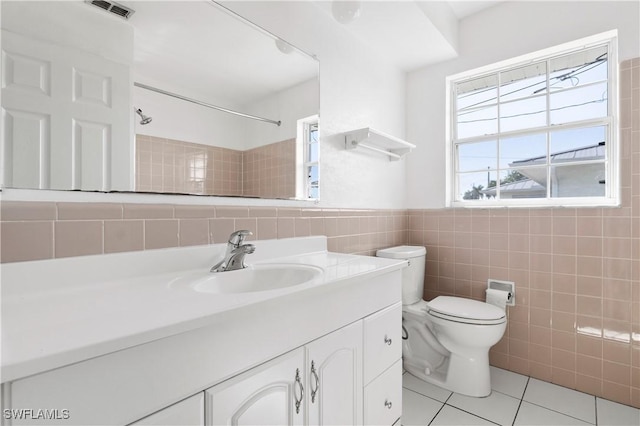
497,167,547,199
307,164,319,199
500,61,547,102
456,75,498,139
456,75,498,110
308,125,319,162
304,122,320,199
500,96,547,132
549,81,608,125
500,133,547,169
457,170,497,200
457,140,496,172
549,126,606,163
550,163,606,197
456,106,498,139
549,46,608,90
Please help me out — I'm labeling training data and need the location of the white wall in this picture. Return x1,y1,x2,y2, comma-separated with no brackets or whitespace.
406,0,640,209
243,78,319,150
134,77,318,151
133,85,249,150
222,1,407,209
133,65,317,151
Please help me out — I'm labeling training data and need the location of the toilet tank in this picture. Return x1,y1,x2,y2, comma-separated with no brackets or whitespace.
376,246,426,305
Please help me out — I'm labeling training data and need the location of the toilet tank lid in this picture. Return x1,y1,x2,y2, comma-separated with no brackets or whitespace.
376,246,426,259
427,296,505,321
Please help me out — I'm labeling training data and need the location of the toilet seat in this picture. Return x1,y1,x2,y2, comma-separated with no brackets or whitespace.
426,296,506,326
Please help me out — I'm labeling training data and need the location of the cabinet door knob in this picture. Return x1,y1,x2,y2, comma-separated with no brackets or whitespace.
384,399,392,409
384,335,392,345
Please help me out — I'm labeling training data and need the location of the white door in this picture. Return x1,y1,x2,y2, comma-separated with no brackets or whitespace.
306,321,363,426
205,348,305,426
1,30,132,191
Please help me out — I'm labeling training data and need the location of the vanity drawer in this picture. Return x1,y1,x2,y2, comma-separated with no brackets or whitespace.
363,359,402,426
363,302,402,384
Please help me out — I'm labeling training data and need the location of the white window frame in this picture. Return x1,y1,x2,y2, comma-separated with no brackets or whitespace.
445,30,619,208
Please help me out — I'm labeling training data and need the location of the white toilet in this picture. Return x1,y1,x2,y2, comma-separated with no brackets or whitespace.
377,246,507,397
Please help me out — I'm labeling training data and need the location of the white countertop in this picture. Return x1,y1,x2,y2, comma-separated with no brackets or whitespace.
1,236,405,383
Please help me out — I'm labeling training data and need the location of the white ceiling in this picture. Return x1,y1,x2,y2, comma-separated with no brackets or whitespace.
119,1,502,106
122,1,318,106
314,1,504,71
447,0,503,19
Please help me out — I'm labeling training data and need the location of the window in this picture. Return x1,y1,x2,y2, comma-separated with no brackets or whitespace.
446,31,618,207
296,115,319,200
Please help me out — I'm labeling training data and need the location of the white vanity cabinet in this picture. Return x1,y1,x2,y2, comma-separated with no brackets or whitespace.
1,238,405,426
363,302,403,425
205,320,363,426
129,394,204,426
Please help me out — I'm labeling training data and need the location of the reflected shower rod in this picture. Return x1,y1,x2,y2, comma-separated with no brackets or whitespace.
134,82,282,126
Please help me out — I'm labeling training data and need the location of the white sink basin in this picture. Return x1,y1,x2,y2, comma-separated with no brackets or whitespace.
170,264,323,294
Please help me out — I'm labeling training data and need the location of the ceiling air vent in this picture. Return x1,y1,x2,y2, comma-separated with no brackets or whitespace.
85,0,135,20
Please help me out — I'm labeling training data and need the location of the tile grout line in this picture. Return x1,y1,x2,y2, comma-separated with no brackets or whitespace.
442,402,502,426
512,376,530,426
524,399,597,424
426,398,447,426
516,376,599,425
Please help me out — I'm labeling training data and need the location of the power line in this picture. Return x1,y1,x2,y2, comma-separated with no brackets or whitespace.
457,97,607,125
456,55,607,112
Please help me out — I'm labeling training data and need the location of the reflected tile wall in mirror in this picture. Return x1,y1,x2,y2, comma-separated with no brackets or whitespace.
136,135,295,199
243,139,296,199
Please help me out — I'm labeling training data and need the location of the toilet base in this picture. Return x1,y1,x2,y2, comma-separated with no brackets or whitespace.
403,351,492,397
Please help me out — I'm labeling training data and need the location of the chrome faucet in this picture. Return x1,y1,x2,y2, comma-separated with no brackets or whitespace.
210,230,255,272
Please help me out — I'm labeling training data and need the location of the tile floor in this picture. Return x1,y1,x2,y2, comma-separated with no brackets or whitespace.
402,367,640,426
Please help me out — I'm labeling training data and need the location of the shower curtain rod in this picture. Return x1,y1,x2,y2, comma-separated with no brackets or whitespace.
134,82,282,127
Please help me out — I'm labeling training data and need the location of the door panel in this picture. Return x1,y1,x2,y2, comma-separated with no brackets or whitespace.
205,348,305,426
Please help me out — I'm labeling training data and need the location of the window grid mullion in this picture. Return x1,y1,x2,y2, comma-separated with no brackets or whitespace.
454,116,611,145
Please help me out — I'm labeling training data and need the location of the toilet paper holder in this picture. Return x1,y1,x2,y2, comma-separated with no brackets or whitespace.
487,279,515,306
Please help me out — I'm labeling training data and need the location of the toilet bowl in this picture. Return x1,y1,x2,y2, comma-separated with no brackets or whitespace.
377,246,508,397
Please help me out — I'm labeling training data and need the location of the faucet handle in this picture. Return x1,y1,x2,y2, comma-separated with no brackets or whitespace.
229,230,253,246
231,243,256,255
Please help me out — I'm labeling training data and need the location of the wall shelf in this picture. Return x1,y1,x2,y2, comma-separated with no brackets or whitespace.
344,127,415,161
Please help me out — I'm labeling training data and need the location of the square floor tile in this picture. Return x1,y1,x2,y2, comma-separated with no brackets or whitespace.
403,372,452,403
596,398,640,425
523,378,596,423
515,402,591,425
490,366,529,399
448,390,520,426
430,405,495,426
401,388,443,426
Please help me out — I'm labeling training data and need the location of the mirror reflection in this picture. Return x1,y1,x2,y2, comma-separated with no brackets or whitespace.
1,0,319,200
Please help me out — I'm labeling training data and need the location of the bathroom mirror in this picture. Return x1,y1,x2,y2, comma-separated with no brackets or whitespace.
1,0,319,200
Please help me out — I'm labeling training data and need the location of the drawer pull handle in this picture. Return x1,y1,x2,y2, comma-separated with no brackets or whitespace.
310,360,320,403
384,399,392,409
294,368,304,414
384,335,392,346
